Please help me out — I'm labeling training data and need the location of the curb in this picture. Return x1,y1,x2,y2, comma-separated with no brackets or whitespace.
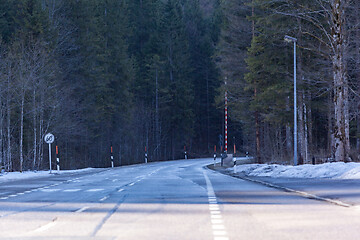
205,164,352,208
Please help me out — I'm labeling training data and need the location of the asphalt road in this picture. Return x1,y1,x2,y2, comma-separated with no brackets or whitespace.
0,158,359,240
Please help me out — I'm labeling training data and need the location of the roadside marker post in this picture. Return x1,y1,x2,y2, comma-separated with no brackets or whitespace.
233,156,237,174
214,145,217,167
233,137,236,155
233,137,236,173
44,133,55,174
184,145,187,159
145,146,148,163
111,146,114,168
56,145,60,173
220,146,223,167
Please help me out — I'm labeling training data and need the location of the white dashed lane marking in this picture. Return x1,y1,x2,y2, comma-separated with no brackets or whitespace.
203,170,229,240
40,189,61,192
63,189,81,192
86,189,104,192
99,196,109,202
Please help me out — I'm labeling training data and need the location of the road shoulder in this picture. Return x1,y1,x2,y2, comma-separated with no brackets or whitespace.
207,164,358,208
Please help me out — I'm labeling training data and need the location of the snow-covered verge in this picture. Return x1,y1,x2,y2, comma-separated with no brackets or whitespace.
233,162,360,179
0,168,95,183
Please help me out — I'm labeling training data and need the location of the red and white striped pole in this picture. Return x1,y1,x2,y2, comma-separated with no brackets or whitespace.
225,79,228,154
56,145,60,173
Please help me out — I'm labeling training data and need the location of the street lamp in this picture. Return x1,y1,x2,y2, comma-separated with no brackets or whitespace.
284,35,297,166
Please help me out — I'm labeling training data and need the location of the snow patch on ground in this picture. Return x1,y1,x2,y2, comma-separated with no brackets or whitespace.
0,168,95,182
234,162,360,179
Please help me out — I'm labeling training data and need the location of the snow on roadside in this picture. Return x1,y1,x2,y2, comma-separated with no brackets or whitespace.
0,168,95,182
233,162,360,179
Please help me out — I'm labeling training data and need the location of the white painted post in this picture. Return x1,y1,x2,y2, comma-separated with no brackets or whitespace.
111,146,114,168
233,157,237,174
213,145,216,167
145,146,148,163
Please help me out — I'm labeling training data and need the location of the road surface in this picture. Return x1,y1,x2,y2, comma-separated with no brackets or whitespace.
0,158,359,239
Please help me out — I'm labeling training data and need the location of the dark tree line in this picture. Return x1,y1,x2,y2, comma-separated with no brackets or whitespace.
218,0,360,164
0,0,222,171
3,0,357,171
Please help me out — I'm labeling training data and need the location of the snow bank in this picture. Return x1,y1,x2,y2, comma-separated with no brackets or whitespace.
0,168,95,182
234,162,360,179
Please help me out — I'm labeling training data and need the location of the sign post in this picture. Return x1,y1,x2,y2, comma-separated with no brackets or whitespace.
44,133,55,174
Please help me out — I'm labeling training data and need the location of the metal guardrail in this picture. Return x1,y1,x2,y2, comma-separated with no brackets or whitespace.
233,157,255,165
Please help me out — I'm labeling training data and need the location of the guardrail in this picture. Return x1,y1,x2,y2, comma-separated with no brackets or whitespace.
233,157,255,165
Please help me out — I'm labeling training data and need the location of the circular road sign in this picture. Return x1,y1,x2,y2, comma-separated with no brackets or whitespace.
44,133,55,144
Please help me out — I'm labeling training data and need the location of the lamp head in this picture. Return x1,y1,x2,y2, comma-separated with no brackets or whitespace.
284,35,297,43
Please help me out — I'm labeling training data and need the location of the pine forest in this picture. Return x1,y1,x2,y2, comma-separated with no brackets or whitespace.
0,0,359,171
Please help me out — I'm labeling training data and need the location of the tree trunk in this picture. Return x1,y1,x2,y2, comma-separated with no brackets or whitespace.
20,94,25,172
0,87,3,168
328,91,334,157
356,2,360,154
38,92,44,170
306,91,313,159
252,3,261,164
206,68,210,152
297,92,305,165
331,0,349,162
33,88,37,170
0,98,3,168
155,68,160,160
286,96,292,158
6,71,11,171
7,99,11,172
303,100,309,163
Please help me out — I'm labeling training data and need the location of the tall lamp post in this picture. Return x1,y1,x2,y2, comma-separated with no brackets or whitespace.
284,35,297,166
224,78,228,154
